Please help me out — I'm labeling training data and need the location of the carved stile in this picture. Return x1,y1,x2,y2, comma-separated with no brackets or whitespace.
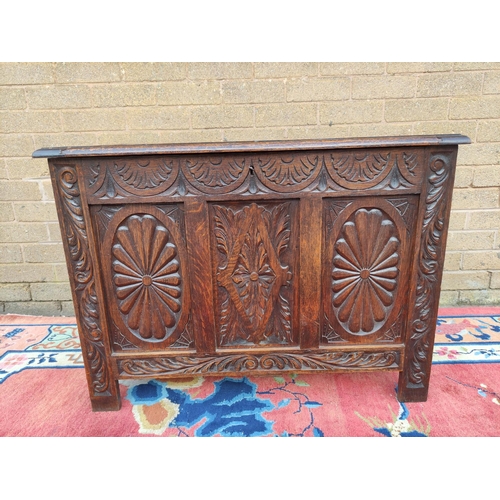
399,151,458,401
51,164,114,403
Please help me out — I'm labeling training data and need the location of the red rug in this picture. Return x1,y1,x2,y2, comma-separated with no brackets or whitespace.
1,307,499,437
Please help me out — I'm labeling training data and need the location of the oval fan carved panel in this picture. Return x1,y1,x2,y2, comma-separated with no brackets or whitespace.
103,207,189,348
331,208,401,336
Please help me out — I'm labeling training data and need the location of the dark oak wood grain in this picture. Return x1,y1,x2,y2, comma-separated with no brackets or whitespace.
299,198,322,349
184,199,217,354
37,135,470,411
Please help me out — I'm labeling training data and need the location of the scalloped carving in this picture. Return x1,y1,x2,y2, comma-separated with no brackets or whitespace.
181,156,249,193
327,152,391,189
252,154,322,192
326,149,423,190
113,157,177,195
85,158,178,198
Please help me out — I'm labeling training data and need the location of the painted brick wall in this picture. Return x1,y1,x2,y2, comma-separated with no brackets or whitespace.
1,62,499,315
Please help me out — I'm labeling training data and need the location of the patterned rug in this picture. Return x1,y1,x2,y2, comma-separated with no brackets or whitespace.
1,307,499,437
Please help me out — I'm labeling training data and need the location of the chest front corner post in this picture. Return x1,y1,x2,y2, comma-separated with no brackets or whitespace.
49,160,121,411
397,147,458,403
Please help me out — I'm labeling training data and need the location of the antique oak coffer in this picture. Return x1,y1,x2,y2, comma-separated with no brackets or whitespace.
33,135,470,411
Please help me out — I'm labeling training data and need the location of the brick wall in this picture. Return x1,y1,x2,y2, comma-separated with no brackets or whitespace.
1,62,499,316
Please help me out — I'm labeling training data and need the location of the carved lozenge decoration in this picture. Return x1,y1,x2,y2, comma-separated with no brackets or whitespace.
213,202,295,347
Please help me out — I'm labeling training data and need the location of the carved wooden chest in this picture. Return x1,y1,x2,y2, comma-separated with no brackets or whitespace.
34,135,470,411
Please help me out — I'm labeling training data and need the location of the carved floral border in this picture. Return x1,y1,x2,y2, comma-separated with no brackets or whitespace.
116,350,401,377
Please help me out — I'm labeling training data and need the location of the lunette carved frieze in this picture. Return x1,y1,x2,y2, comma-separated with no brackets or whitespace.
83,149,424,202
252,154,322,192
405,152,454,389
181,156,249,193
54,165,111,396
88,157,177,198
326,150,423,189
117,350,401,377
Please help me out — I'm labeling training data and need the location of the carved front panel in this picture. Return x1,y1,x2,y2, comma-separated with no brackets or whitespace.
210,201,298,348
323,196,417,344
93,204,191,351
39,137,468,411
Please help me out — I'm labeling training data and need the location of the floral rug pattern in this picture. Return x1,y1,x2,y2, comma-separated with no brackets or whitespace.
1,310,499,437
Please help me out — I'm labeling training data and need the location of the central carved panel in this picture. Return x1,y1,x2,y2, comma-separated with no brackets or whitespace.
211,201,297,347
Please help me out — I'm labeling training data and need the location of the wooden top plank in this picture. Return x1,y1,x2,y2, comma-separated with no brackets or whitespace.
32,135,471,158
